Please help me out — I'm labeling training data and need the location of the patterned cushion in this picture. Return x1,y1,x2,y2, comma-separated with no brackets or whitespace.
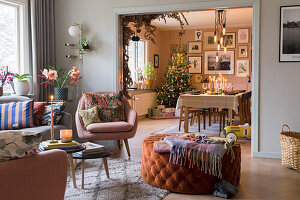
0,131,42,161
33,102,47,126
0,100,34,130
83,92,125,122
40,103,65,126
78,106,102,128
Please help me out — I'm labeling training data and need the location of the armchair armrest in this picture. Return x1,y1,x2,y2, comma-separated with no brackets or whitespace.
58,112,72,129
126,108,137,126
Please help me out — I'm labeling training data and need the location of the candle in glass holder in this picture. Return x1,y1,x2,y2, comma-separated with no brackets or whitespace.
60,129,73,143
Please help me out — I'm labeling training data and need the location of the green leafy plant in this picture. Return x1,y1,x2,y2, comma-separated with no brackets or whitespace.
143,62,156,80
13,73,32,82
81,36,90,50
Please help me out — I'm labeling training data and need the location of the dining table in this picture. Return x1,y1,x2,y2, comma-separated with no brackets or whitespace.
176,93,242,132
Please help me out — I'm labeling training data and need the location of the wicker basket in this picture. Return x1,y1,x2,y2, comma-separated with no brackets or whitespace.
280,124,300,171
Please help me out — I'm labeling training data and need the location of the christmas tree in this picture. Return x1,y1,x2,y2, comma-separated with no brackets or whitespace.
157,45,194,107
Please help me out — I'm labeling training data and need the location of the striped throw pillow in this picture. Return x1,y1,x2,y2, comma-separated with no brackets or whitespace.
0,100,34,130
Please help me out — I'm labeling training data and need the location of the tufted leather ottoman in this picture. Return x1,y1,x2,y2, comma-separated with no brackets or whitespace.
141,134,241,194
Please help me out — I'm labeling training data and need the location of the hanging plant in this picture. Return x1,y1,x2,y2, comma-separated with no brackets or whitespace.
121,12,188,98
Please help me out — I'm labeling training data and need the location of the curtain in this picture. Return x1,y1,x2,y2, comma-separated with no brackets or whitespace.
29,0,55,101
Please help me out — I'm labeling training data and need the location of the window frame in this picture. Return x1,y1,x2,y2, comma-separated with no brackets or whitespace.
127,39,148,82
0,0,29,74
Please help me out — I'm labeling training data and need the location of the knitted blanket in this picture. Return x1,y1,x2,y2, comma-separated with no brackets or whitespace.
160,134,235,178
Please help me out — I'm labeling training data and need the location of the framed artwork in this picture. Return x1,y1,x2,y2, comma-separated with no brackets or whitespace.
236,60,250,77
154,54,159,68
195,30,202,41
204,51,235,75
188,41,202,54
203,32,218,49
222,33,236,48
194,74,202,83
280,5,300,62
238,45,248,58
238,29,249,43
188,56,202,74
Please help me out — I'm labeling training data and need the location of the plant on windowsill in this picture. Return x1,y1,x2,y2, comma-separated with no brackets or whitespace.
143,62,156,89
40,66,82,100
13,73,32,96
0,66,14,96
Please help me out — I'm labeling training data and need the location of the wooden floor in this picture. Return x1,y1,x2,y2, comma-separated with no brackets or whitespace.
115,118,300,200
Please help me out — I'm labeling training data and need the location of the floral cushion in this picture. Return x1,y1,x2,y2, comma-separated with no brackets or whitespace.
40,103,65,125
0,131,42,161
78,106,102,128
83,92,125,122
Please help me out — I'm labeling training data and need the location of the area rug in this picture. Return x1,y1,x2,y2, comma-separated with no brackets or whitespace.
152,119,222,136
65,158,169,200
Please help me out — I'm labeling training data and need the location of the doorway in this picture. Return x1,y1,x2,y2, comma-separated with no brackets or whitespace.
113,0,260,157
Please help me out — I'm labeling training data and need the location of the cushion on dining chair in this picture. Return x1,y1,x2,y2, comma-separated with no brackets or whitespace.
86,121,133,133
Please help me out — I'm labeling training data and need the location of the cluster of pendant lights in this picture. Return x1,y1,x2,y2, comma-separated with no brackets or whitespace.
214,9,227,62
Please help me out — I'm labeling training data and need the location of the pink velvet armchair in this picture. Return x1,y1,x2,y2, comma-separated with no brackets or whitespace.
0,149,68,200
75,92,138,158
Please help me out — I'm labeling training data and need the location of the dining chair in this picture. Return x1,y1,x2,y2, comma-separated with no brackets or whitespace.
178,107,210,132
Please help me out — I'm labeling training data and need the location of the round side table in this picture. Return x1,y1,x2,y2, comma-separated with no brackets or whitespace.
73,149,112,189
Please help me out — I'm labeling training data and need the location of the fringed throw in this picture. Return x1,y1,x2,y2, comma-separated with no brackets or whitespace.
163,134,235,178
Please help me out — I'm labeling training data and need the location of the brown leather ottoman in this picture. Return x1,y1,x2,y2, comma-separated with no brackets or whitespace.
141,134,241,194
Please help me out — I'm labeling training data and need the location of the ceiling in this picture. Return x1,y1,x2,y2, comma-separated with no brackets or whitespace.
151,8,253,30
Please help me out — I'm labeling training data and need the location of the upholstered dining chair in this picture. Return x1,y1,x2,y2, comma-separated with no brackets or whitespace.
75,92,138,158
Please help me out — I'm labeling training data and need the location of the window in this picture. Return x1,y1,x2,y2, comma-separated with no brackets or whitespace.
127,40,147,82
0,0,27,94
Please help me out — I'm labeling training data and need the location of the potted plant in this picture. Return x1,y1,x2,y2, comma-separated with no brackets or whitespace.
143,62,156,89
13,73,32,95
0,66,14,96
40,66,81,100
81,36,90,50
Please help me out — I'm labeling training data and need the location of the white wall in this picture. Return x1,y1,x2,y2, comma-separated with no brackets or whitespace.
55,0,300,158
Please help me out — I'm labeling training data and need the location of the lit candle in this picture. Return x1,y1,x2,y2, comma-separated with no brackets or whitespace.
60,129,73,143
50,95,56,143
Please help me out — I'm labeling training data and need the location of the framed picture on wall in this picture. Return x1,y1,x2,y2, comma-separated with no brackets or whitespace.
236,60,250,77
222,33,236,48
188,41,202,54
204,51,235,75
203,32,218,49
154,54,159,68
188,56,202,74
238,45,248,58
279,5,300,62
238,29,249,43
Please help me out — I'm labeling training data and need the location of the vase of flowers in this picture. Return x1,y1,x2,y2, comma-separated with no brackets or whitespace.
0,66,14,96
40,66,81,100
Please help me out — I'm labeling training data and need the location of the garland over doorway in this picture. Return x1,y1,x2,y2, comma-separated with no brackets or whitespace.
121,12,188,98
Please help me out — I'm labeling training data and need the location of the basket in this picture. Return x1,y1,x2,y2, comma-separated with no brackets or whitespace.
280,124,300,171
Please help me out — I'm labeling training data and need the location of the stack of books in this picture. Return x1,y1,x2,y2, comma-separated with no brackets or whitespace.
80,142,104,156
39,140,81,151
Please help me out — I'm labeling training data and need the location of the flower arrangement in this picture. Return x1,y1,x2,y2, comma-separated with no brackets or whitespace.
40,65,81,88
143,62,156,80
0,66,14,87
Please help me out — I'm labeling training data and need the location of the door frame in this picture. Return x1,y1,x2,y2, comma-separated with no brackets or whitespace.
113,0,260,157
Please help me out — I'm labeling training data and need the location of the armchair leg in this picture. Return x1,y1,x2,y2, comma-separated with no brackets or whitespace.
124,139,131,158
117,140,123,150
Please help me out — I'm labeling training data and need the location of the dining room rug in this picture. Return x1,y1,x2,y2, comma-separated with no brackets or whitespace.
65,158,169,200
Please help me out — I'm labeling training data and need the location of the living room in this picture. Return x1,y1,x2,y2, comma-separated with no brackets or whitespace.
0,0,300,200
